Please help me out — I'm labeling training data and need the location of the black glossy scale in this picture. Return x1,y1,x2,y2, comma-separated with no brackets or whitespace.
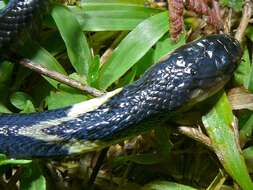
0,0,48,50
0,33,242,158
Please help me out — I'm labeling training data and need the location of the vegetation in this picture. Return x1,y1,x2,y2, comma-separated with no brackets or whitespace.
0,0,253,189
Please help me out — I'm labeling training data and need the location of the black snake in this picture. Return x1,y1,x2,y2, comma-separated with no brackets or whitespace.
0,0,242,158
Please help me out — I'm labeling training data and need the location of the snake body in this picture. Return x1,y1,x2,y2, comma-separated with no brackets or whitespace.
0,1,242,158
0,0,48,50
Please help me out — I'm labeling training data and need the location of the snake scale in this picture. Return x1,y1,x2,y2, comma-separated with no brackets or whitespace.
0,0,242,158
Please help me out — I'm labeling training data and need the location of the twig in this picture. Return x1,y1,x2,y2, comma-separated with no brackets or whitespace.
88,148,109,186
235,0,253,42
19,59,104,97
177,125,213,150
100,32,126,65
6,167,24,189
223,8,232,34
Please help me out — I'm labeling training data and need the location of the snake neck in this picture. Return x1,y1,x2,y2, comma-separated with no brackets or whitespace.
0,61,190,158
41,60,194,141
0,34,241,158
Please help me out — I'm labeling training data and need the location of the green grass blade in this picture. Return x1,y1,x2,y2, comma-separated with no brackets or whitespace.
20,40,67,88
98,11,169,90
154,33,186,62
20,162,46,190
234,47,253,91
0,154,31,166
70,3,162,31
85,0,145,3
142,181,198,190
51,4,92,76
202,93,253,190
234,48,250,86
240,113,253,145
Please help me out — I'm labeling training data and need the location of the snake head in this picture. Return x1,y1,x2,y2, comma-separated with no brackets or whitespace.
132,34,242,111
185,34,242,102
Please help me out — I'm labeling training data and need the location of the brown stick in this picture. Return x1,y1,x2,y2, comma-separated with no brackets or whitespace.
235,0,253,42
19,59,104,97
177,125,213,149
6,168,24,189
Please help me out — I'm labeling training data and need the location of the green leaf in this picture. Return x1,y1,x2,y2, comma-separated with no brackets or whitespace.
47,90,88,110
116,67,137,87
246,25,253,42
154,33,186,62
220,0,243,12
135,49,155,76
20,40,67,88
98,11,169,90
0,61,14,84
202,93,253,190
84,0,145,4
142,181,198,190
40,31,66,56
20,162,46,190
234,47,253,91
234,48,250,85
51,4,92,76
10,92,35,112
88,55,100,86
22,101,36,113
0,60,14,101
243,146,253,173
0,104,11,113
0,159,31,166
70,3,162,31
0,154,31,166
240,114,253,146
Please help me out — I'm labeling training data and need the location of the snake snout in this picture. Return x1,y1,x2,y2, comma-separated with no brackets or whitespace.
216,35,242,66
208,35,241,77
190,34,242,96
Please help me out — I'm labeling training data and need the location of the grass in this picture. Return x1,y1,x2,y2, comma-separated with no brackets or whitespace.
0,0,253,190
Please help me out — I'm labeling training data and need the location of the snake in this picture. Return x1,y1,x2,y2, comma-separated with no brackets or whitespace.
0,0,242,158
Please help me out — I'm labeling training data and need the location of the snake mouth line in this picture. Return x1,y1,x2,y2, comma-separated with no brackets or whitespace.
195,74,222,80
195,74,231,83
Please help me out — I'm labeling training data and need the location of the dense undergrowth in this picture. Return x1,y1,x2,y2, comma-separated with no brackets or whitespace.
0,0,253,189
